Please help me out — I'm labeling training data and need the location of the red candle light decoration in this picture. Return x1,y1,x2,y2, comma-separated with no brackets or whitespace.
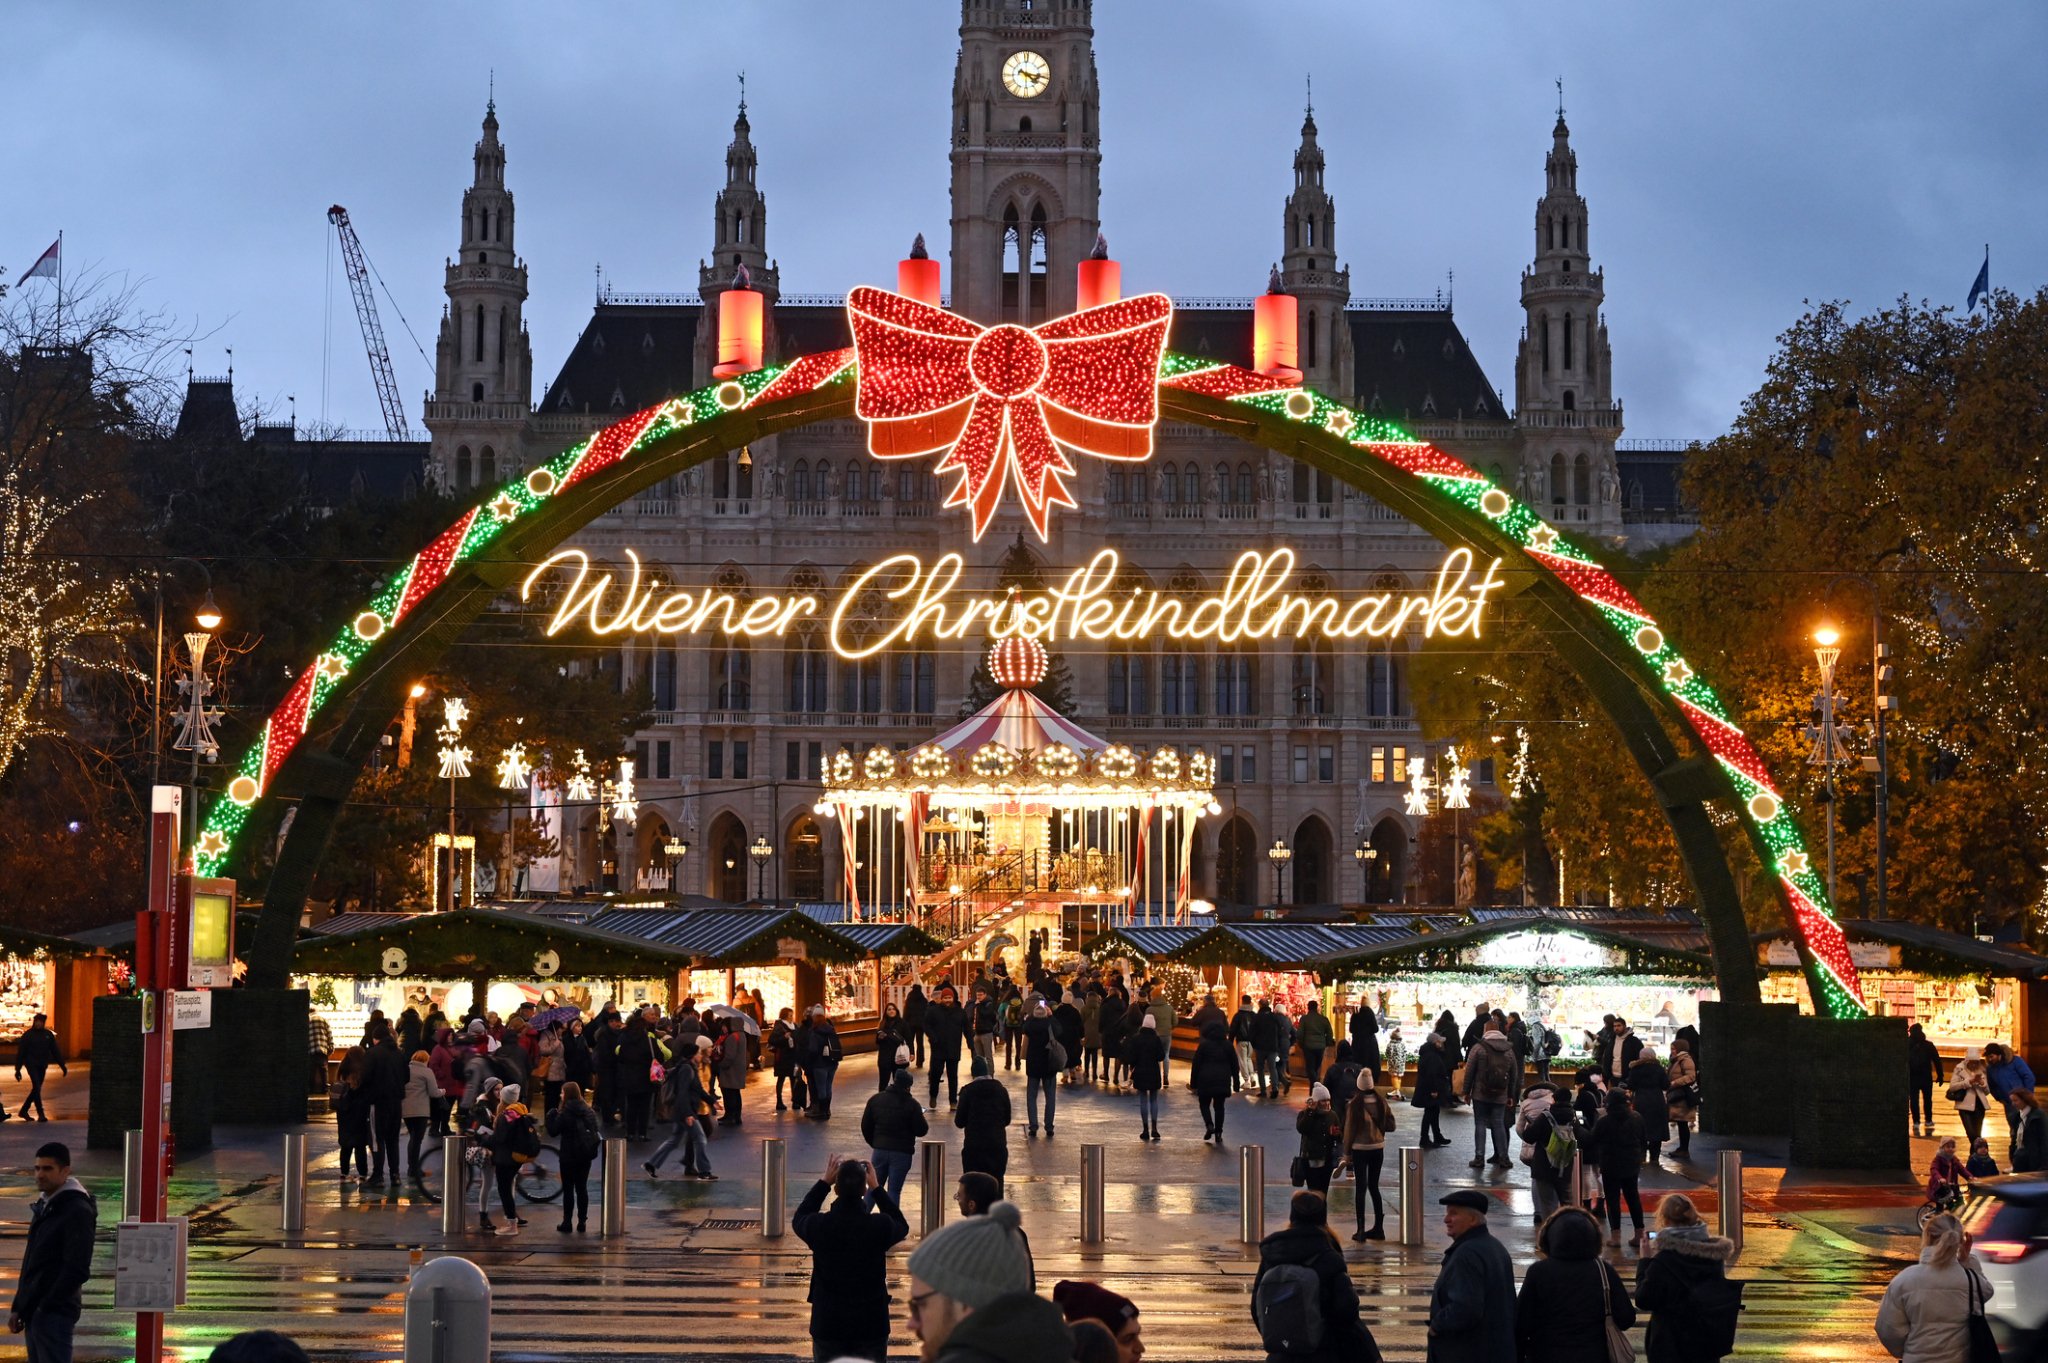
714,264,765,378
1252,266,1301,383
898,233,942,307
1076,231,1122,312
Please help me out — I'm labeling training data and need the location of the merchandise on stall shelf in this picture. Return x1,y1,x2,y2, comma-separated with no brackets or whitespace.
297,974,667,1037
0,955,51,1037
1760,970,2014,1052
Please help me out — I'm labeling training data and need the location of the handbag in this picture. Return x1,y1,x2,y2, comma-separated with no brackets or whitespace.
1597,1259,1636,1363
1288,1155,1308,1187
1967,1269,2000,1363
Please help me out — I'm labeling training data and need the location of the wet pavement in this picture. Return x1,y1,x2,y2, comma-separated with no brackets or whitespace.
0,1062,1946,1359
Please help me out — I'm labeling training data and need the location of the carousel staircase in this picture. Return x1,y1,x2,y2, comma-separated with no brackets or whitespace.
915,853,1042,978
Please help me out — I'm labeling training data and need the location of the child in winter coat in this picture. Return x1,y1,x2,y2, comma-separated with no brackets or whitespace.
1966,1138,2000,1179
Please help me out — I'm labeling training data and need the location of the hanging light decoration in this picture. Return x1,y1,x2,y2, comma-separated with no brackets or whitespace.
565,748,596,802
1404,755,1432,817
436,698,472,780
1443,748,1472,810
611,757,639,826
496,741,533,792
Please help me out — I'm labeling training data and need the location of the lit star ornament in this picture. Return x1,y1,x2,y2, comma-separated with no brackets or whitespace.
1662,659,1695,688
442,698,470,729
314,652,349,683
195,829,230,859
496,742,533,792
437,744,473,780
1529,524,1561,552
1404,756,1432,816
1781,850,1811,877
488,491,521,523
846,286,1174,540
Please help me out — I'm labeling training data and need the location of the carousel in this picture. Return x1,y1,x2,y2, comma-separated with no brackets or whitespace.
819,637,1220,977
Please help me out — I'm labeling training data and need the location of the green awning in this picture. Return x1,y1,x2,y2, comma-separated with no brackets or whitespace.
293,908,695,979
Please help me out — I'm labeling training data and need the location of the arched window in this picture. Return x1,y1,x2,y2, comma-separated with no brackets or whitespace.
1161,644,1199,717
1366,650,1404,717
1215,643,1257,716
815,460,833,498
791,459,811,502
1563,391,1576,411
1574,454,1592,505
713,640,751,711
1161,465,1180,504
870,464,886,502
892,651,935,714
479,446,496,486
1291,640,1331,717
735,456,753,501
1547,216,1556,251
711,457,731,501
1237,462,1255,505
498,308,508,371
1182,462,1201,504
454,446,472,492
1107,647,1151,716
1550,452,1567,505
839,646,883,714
1292,462,1311,505
1019,116,1032,133
1215,462,1233,503
786,632,828,712
844,458,865,502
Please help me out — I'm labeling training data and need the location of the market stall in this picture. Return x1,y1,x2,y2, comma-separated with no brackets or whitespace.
293,908,696,1041
589,906,867,1021
834,922,947,1017
0,925,107,1059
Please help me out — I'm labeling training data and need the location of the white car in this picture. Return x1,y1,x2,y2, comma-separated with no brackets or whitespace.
1961,1175,2048,1357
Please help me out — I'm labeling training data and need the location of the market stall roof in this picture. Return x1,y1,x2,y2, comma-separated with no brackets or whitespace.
303,912,414,937
1313,910,1714,981
0,922,106,957
1159,922,1415,970
68,911,266,955
1078,924,1209,961
1461,906,1713,954
588,907,866,966
833,922,947,958
292,908,695,979
1753,919,2048,980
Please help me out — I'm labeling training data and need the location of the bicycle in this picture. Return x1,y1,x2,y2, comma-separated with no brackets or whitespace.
1916,1181,1968,1230
415,1138,563,1202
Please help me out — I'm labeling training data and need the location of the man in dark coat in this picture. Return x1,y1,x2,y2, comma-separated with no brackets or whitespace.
1250,1001,1284,1099
1190,1021,1237,1142
1228,995,1257,1094
1096,991,1128,1087
793,1155,909,1363
804,1008,843,1120
1460,1003,1492,1052
1427,1190,1515,1363
1250,1190,1375,1363
363,1022,409,1188
954,1054,1013,1190
12,1016,66,1122
1348,1003,1382,1079
10,1141,95,1363
902,984,929,1066
860,1070,928,1202
924,984,967,1109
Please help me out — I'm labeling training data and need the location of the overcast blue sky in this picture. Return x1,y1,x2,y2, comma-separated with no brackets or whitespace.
6,1,2040,440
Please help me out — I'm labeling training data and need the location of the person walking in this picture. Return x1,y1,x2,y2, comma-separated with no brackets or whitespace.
1230,995,1258,1094
1099,989,1130,1088
1627,1046,1671,1165
1251,1000,1283,1099
804,1007,844,1120
1251,1191,1377,1363
1129,1014,1166,1142
793,1155,910,1363
902,984,929,1066
2011,1088,2046,1172
401,1050,438,1189
876,1004,907,1093
1947,1047,1992,1147
1461,1020,1520,1171
615,1012,655,1140
1023,999,1060,1138
969,985,1000,1076
1523,1084,1580,1224
11,1016,66,1122
1144,990,1177,1086
715,1022,749,1126
1191,1020,1237,1143
1412,1030,1453,1148
770,1008,801,1112
545,1081,602,1233
1666,1039,1699,1158
363,1021,408,1190
955,1054,1013,1191
9,1142,94,1363
926,984,967,1110
903,1201,1064,1362
1080,987,1104,1083
1293,1084,1339,1197
1986,1043,2038,1139
861,1068,929,1202
1590,1090,1648,1245
1270,1002,1295,1097
1348,1001,1382,1080
332,1047,373,1187
1515,1206,1635,1363
643,1042,716,1182
1907,1024,1941,1138
1340,1070,1396,1241
1298,1002,1334,1087
1053,991,1085,1087
1874,1210,1987,1363
1425,1190,1516,1363
1633,1193,1739,1363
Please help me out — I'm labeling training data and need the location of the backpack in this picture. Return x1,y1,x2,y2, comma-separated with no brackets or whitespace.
568,1109,603,1161
1689,1276,1745,1359
1545,1118,1578,1169
487,1051,521,1086
1473,1045,1512,1103
1253,1262,1327,1357
1543,1029,1563,1058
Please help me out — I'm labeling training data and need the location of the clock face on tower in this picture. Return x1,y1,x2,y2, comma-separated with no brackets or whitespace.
1002,50,1051,98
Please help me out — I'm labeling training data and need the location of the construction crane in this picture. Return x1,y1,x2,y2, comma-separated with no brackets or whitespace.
327,204,411,441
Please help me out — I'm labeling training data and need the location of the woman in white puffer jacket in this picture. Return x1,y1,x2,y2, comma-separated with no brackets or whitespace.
1875,1212,1994,1363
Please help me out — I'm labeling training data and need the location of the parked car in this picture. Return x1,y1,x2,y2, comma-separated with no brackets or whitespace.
1959,1174,2048,1357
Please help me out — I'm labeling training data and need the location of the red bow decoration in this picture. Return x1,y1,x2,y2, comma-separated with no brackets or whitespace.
847,286,1174,539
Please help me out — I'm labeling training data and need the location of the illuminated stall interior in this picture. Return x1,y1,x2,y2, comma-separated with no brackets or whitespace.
589,905,869,1023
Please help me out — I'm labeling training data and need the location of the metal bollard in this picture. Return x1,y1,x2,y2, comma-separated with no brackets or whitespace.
280,1132,308,1233
1717,1149,1743,1260
403,1255,490,1363
439,1134,468,1236
917,1139,948,1237
600,1137,629,1238
123,1129,144,1221
1238,1144,1264,1245
1080,1143,1105,1245
761,1138,787,1239
1399,1145,1425,1247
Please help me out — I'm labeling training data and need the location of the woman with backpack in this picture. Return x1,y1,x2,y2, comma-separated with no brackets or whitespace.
1637,1193,1741,1363
1250,1191,1379,1363
1523,1085,1580,1224
1515,1206,1636,1363
479,1090,541,1237
1340,1071,1397,1241
546,1081,603,1232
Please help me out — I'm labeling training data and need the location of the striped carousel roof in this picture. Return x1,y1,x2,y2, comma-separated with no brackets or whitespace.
927,688,1108,756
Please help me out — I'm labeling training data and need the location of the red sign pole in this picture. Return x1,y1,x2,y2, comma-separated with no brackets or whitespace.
136,786,181,1363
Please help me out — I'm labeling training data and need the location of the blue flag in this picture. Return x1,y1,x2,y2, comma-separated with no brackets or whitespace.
1967,252,1990,311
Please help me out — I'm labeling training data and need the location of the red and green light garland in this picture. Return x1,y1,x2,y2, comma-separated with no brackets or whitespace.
190,331,1867,1019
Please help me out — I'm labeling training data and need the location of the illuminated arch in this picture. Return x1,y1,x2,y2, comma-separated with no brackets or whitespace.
211,341,1864,1019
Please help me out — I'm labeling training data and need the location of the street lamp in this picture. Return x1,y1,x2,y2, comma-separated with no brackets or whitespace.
664,835,689,895
496,739,533,900
750,835,774,902
434,698,473,912
1807,625,1854,909
1354,842,1379,903
1267,838,1292,907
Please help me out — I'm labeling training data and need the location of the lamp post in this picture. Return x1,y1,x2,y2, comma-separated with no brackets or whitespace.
168,591,225,845
1267,838,1292,908
151,558,218,794
750,835,774,902
664,835,689,896
1807,627,1853,910
435,699,473,912
1354,842,1379,904
1443,749,1471,907
495,739,533,899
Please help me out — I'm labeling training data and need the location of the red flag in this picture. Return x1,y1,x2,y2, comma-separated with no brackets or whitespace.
19,238,58,282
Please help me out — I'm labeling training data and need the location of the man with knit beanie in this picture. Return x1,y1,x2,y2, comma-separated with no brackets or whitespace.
905,1201,1070,1362
1053,1280,1144,1362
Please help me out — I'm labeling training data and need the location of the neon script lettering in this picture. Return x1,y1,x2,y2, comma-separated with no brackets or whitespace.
524,547,1505,657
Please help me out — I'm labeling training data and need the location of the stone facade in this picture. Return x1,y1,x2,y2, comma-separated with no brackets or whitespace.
422,2,1661,910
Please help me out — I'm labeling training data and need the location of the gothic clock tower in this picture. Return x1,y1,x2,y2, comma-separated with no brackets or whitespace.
950,0,1101,325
